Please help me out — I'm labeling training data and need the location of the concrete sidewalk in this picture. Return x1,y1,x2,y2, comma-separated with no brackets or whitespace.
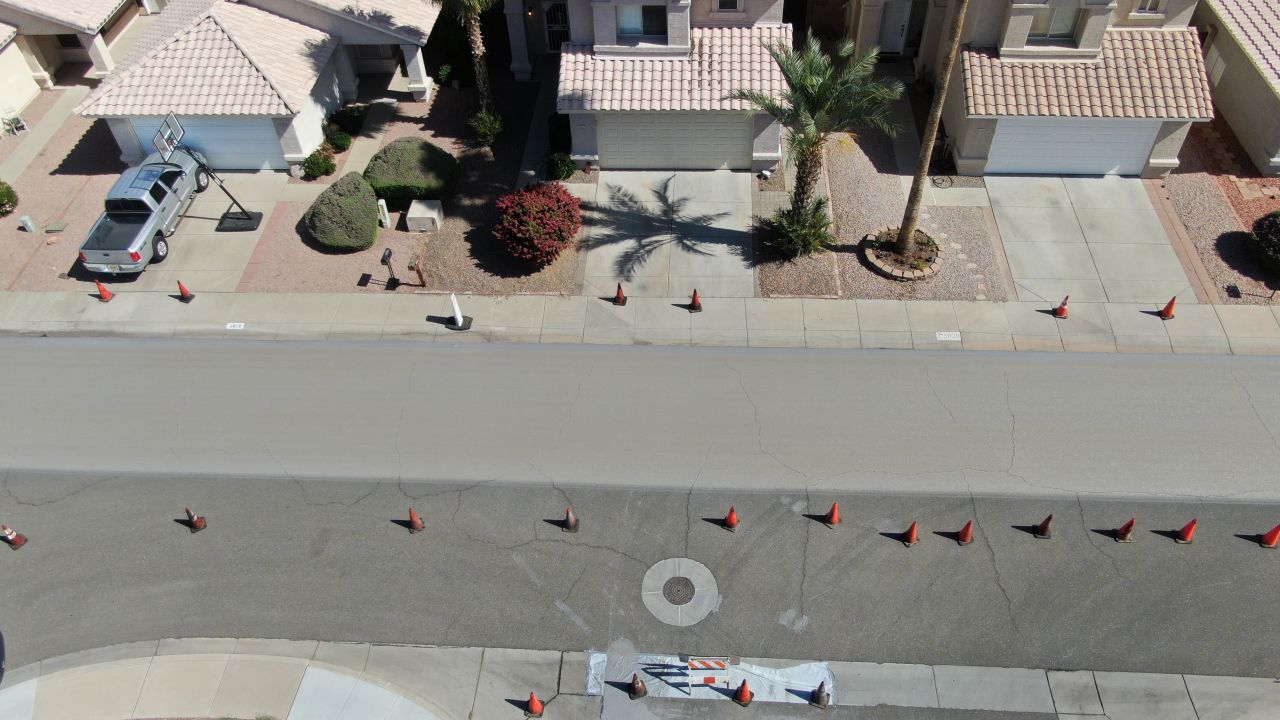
2,289,1280,355
2,638,1277,720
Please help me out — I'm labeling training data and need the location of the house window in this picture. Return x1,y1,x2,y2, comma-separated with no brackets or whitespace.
1134,0,1161,13
56,34,81,48
617,5,667,37
717,0,740,10
1028,7,1081,41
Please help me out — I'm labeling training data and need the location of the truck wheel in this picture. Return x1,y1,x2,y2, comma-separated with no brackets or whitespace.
195,169,210,192
152,235,169,263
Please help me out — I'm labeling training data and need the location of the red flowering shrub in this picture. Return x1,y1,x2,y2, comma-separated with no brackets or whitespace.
493,182,582,265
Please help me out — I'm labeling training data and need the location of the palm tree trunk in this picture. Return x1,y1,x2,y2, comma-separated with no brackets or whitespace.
897,0,969,254
465,12,492,110
791,141,824,215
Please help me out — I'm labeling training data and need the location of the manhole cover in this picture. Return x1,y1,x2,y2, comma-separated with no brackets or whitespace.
663,576,695,605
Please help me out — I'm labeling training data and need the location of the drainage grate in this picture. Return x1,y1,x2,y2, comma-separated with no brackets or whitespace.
662,576,695,605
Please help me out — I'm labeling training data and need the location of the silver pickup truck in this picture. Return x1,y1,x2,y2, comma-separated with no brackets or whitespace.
78,150,209,275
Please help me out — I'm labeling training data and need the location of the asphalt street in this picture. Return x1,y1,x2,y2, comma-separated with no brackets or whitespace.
1,339,1278,682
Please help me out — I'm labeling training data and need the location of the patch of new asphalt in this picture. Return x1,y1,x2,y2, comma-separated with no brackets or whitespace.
1,471,1276,680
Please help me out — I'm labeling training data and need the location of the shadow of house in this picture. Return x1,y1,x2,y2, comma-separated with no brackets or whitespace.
583,175,750,279
52,120,128,177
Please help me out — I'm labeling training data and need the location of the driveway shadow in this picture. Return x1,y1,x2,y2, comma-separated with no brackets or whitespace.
583,175,750,279
52,120,127,177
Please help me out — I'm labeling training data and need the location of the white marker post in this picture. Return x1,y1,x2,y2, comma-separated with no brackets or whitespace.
446,292,472,331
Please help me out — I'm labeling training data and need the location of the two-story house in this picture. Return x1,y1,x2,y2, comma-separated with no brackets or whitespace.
843,0,1214,177
505,0,790,171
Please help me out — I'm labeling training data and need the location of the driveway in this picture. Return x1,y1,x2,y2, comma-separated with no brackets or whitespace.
578,171,755,298
986,176,1198,305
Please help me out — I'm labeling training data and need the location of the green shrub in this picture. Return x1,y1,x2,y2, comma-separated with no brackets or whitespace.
437,63,452,84
0,180,16,217
468,110,503,148
324,124,352,152
329,105,366,135
761,200,834,257
1249,210,1280,276
363,137,456,207
303,172,379,250
547,152,576,181
302,145,336,179
493,182,582,265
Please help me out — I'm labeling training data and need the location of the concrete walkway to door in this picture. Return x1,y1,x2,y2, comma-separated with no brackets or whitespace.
987,175,1199,305
576,170,755,299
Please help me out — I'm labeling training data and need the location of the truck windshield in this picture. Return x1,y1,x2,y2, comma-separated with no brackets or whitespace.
105,198,151,214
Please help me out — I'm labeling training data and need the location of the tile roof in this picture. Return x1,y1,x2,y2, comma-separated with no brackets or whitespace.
558,25,791,112
0,0,129,34
291,0,440,42
962,28,1214,121
1205,0,1280,96
78,0,337,117
0,20,15,48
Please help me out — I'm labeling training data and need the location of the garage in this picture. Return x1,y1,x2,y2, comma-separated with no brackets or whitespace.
129,116,287,171
597,113,751,170
985,117,1161,176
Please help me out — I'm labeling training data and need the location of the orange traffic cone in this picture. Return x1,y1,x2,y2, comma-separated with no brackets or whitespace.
1053,295,1069,319
184,507,207,533
94,279,113,302
563,507,579,533
1175,518,1198,544
822,502,840,528
613,283,627,306
177,280,195,303
724,506,739,532
1260,525,1280,549
809,680,830,708
957,519,974,546
408,507,425,533
1033,514,1053,540
732,679,754,707
525,691,545,718
1158,296,1176,320
1,524,27,550
903,520,919,547
689,289,702,313
627,673,648,699
1113,517,1136,543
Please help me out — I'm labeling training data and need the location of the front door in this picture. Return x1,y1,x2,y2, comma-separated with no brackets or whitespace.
545,2,570,53
878,0,911,54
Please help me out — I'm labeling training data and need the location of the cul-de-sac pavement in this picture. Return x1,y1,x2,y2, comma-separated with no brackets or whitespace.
1,0,1280,719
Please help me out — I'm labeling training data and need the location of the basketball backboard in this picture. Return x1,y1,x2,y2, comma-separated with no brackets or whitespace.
151,112,185,161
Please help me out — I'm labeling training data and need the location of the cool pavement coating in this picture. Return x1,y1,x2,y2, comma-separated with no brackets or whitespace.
0,339,1278,678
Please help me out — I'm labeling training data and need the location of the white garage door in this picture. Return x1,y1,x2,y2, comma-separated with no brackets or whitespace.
598,113,750,170
986,118,1161,176
129,116,286,170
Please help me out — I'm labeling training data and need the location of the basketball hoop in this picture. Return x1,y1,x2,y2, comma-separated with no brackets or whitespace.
151,113,185,162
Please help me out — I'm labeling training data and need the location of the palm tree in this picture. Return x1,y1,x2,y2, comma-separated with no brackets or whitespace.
433,0,498,110
730,32,903,220
897,0,969,255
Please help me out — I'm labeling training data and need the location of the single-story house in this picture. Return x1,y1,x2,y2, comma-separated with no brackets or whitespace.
1195,0,1280,176
77,0,440,172
0,0,161,85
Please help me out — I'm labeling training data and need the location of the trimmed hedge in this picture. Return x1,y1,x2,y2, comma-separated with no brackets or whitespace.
493,182,581,265
547,152,575,181
1250,210,1280,276
329,105,366,135
0,180,16,217
303,145,336,179
363,137,456,207
324,124,353,153
303,172,379,251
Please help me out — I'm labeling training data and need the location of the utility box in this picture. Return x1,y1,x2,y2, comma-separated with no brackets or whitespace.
406,199,443,233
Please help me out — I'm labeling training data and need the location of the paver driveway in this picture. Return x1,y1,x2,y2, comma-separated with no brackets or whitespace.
579,171,754,298
987,175,1197,305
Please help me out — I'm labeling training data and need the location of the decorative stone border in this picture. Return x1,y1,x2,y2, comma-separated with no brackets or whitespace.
640,558,720,627
862,225,945,281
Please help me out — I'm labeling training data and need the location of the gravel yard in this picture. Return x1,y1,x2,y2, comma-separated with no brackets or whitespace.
1166,118,1280,304
758,131,1007,301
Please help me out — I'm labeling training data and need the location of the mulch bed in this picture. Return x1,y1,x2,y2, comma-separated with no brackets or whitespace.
1166,116,1280,303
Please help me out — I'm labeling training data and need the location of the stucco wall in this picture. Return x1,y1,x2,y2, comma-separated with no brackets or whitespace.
568,0,595,43
1112,0,1195,27
940,60,994,175
751,113,781,171
1195,3,1280,175
690,0,783,27
283,55,343,161
569,113,599,163
0,40,40,113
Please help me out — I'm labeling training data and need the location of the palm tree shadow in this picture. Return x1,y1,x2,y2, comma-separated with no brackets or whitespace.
583,176,749,279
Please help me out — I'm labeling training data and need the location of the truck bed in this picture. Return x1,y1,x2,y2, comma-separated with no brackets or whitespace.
82,213,149,251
